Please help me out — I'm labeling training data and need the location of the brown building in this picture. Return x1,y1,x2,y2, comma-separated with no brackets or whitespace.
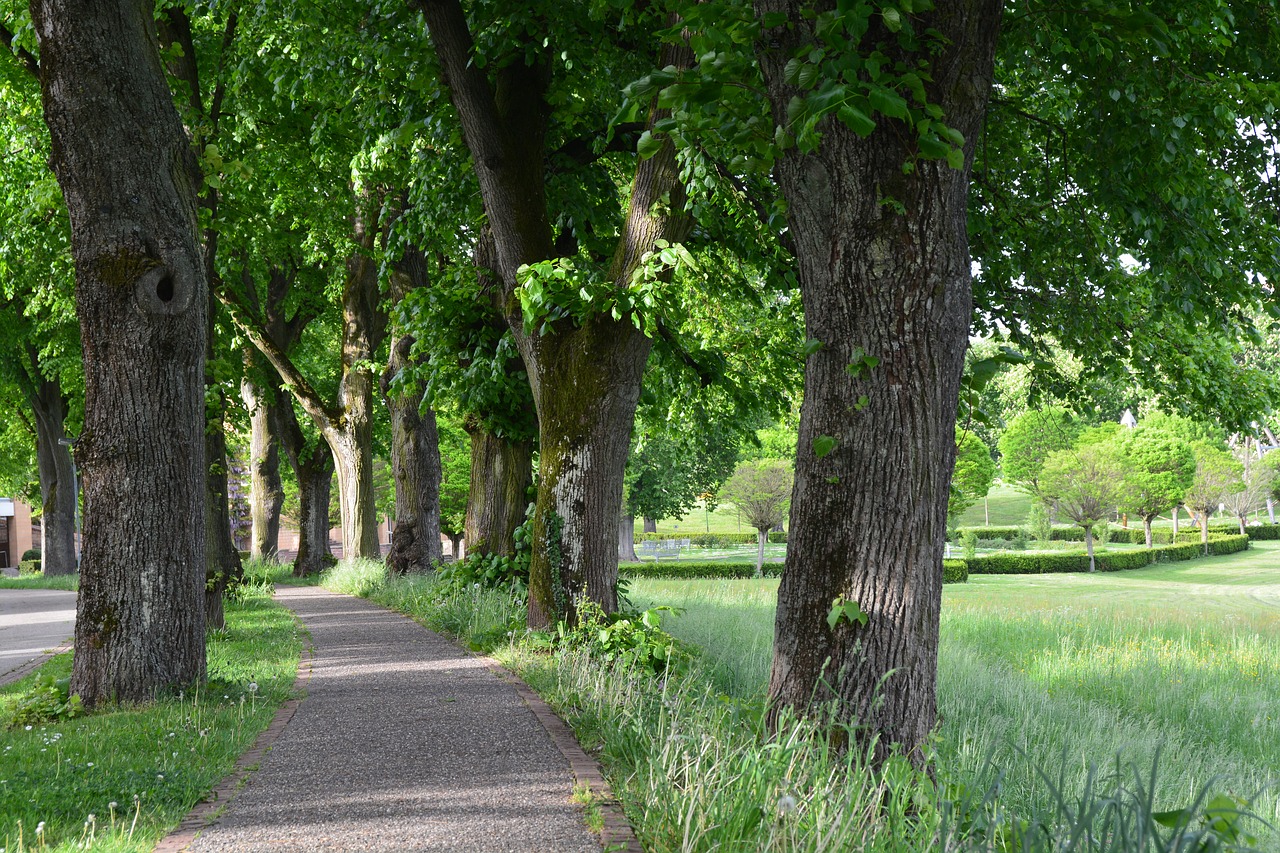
0,498,37,568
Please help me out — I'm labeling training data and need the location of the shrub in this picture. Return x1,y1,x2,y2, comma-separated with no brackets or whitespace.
635,531,789,546
965,534,1249,575
18,559,41,575
960,529,978,560
621,561,780,580
942,559,968,583
4,672,83,729
20,548,41,562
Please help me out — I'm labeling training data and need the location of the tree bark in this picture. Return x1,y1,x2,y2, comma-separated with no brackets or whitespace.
1173,504,1182,535
241,373,284,559
643,517,657,534
1085,526,1096,572
204,392,242,630
383,336,444,575
279,400,334,577
33,0,208,705
464,417,533,557
618,514,639,562
755,528,767,578
1143,516,1154,550
756,0,1002,764
446,532,464,559
29,374,78,576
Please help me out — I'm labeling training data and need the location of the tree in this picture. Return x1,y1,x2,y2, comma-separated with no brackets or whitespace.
949,429,995,527
719,460,793,577
1224,439,1276,535
437,418,471,558
27,0,208,704
1039,442,1124,572
1116,427,1196,548
1183,444,1244,555
998,407,1081,499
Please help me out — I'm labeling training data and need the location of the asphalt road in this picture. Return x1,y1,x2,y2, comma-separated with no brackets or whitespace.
0,588,76,685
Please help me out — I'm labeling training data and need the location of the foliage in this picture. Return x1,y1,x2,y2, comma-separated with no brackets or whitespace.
717,459,793,534
998,408,1081,497
1025,503,1053,543
965,534,1249,574
960,529,978,561
942,559,969,584
950,428,996,524
1183,445,1245,522
436,505,533,596
1222,442,1277,529
1115,427,1197,527
552,600,680,677
1039,442,1125,534
3,672,82,729
437,418,470,537
17,559,40,576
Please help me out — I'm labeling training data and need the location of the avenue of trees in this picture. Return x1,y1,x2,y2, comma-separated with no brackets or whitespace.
2,0,1278,767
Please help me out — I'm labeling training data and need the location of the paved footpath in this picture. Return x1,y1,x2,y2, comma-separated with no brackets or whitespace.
0,588,76,685
186,586,602,852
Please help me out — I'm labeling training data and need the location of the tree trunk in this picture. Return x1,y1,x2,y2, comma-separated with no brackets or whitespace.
463,419,533,557
277,398,334,577
1268,498,1275,525
241,374,284,559
204,387,242,631
30,376,78,576
1238,515,1247,536
383,348,443,575
33,0,208,706
1172,504,1182,535
522,318,651,628
618,514,639,562
756,0,1001,764
1085,526,1096,572
1143,516,1154,550
1200,512,1210,555
643,517,657,534
755,528,767,578
446,532,464,560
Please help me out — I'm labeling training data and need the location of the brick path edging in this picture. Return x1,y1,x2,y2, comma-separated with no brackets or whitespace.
0,639,73,688
153,622,316,853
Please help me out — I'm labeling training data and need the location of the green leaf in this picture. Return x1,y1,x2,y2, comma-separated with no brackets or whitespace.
882,7,902,32
636,130,663,161
836,105,876,137
813,435,838,458
802,338,824,357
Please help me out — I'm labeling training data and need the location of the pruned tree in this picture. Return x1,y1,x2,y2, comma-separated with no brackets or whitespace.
1183,444,1244,555
1116,426,1196,548
998,407,1081,499
1224,438,1276,535
719,460,793,577
1039,442,1125,572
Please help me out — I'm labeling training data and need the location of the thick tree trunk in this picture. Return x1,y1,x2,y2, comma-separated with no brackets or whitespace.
618,514,639,562
643,517,657,534
383,339,443,575
446,532,464,560
293,452,335,577
756,0,1001,764
241,375,284,559
30,377,78,576
522,319,651,628
464,419,533,557
33,0,208,705
326,426,379,561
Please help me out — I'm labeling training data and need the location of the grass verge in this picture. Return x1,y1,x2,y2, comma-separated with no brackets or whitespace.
0,574,78,591
0,581,302,851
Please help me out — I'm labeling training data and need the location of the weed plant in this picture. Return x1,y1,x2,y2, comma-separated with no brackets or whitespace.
0,584,302,851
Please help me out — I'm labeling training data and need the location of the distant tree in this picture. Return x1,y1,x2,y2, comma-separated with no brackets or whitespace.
1183,445,1244,554
949,429,995,528
999,408,1081,499
719,461,793,577
1039,442,1125,572
1116,427,1197,548
437,420,471,559
1223,440,1276,535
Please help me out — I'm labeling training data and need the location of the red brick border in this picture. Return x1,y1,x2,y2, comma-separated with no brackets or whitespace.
153,631,315,853
0,639,73,687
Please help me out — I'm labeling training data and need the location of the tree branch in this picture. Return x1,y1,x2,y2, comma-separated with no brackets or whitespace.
549,122,646,170
0,22,40,79
710,157,796,257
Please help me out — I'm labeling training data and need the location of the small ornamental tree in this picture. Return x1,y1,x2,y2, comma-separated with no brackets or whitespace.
1223,441,1276,535
1116,427,1196,548
719,460,793,577
998,407,1081,499
1183,444,1245,554
948,428,996,529
1038,442,1125,572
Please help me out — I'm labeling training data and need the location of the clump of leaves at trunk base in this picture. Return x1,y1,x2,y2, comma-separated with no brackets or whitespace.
5,672,83,729
552,600,682,677
435,504,533,598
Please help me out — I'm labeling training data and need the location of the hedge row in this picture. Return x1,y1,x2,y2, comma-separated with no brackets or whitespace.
620,558,969,584
634,531,788,545
959,522,1279,545
958,534,1249,575
18,559,41,575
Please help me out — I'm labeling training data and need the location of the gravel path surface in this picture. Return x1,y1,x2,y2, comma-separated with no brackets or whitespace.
187,586,601,852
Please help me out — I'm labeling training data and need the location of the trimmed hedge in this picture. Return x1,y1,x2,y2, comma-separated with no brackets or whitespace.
960,523,1280,545
942,559,969,584
18,559,42,575
621,560,781,579
633,531,788,546
964,534,1250,575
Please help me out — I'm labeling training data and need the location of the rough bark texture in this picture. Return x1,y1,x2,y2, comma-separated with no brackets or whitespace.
642,517,657,534
279,400,335,577
756,0,1002,763
464,417,533,558
384,334,444,574
33,0,208,705
203,399,241,630
241,373,284,559
29,372,78,576
618,515,638,563
420,0,694,628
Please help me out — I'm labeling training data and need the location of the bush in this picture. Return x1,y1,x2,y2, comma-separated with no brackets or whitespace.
942,559,968,583
634,531,789,546
965,534,1250,575
621,561,781,580
20,548,41,562
18,559,41,576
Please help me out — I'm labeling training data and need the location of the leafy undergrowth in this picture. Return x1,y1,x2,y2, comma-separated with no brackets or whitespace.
325,557,1272,851
0,584,302,851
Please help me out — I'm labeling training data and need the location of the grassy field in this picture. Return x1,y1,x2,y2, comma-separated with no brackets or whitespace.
631,541,1280,841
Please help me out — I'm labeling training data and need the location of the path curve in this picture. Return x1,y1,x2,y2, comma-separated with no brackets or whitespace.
184,586,602,852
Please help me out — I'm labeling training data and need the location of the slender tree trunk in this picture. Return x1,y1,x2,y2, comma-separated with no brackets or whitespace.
755,528,767,578
241,374,283,559
643,517,657,534
1085,526,1096,572
1268,498,1275,524
383,352,443,575
33,0,208,705
1143,516,1154,550
1200,512,1210,554
30,377,78,576
618,514,639,562
756,0,1001,764
1238,515,1247,536
1173,504,1182,535
463,419,533,557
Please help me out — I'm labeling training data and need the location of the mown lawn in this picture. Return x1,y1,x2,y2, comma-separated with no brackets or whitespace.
631,541,1280,840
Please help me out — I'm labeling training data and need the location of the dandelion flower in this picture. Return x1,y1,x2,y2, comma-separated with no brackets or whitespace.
777,794,798,816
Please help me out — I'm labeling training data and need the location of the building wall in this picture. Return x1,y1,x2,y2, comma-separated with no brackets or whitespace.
0,499,36,568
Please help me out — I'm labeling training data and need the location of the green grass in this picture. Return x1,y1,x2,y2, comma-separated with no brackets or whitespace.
0,573,79,591
0,585,303,852
631,542,1280,844
636,499,764,536
956,481,1034,527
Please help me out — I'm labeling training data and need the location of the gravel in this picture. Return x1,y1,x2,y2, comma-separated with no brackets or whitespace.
187,586,602,852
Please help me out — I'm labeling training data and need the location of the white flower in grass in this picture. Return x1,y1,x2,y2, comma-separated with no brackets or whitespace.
777,794,798,816
248,682,258,693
